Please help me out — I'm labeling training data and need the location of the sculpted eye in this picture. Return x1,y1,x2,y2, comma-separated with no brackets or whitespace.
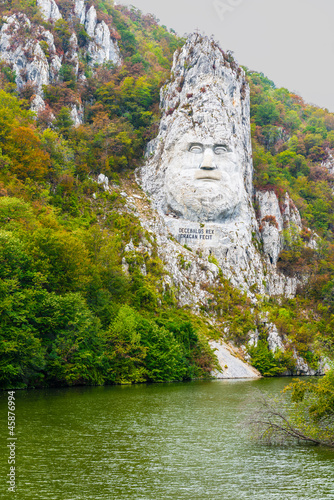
189,144,203,154
214,145,228,155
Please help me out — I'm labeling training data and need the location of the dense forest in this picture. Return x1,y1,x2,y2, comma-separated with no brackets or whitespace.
0,0,333,390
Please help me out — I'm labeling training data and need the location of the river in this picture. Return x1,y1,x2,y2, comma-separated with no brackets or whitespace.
1,378,334,500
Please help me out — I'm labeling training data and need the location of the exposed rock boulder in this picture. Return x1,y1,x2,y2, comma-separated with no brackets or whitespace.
266,323,285,353
97,173,109,191
31,94,46,113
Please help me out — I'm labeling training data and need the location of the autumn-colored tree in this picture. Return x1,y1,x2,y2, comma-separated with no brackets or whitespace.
5,126,50,180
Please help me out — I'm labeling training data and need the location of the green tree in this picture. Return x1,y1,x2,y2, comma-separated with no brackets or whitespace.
104,306,147,384
54,107,74,138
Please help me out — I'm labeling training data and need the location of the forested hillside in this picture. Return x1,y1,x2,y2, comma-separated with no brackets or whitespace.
0,0,333,389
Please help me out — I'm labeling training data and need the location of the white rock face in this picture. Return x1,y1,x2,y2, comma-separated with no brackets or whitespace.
283,192,302,230
290,350,325,377
267,323,285,353
256,190,302,267
74,0,86,24
66,33,79,77
256,191,283,265
70,104,84,126
0,14,61,95
74,4,122,67
210,340,261,379
85,5,97,37
37,0,62,22
0,12,85,119
89,20,121,66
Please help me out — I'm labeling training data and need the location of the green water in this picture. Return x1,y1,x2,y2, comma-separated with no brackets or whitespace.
1,378,334,500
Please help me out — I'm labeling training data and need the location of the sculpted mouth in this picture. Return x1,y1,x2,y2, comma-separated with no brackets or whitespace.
195,172,221,181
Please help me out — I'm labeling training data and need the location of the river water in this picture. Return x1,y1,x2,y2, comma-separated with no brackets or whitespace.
1,378,334,500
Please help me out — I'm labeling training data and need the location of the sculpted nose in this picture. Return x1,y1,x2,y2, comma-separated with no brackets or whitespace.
200,149,215,170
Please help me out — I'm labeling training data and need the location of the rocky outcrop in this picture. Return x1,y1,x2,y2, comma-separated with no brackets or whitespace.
0,13,61,93
0,12,85,123
37,0,62,22
322,148,334,176
74,3,121,67
74,0,86,24
97,173,109,191
123,212,221,310
282,192,302,230
256,190,283,265
0,1,121,122
66,32,79,77
256,190,302,266
70,103,84,126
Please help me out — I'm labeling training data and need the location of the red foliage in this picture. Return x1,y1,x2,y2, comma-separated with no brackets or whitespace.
260,215,279,230
6,126,50,180
37,104,55,130
309,166,334,182
301,228,312,242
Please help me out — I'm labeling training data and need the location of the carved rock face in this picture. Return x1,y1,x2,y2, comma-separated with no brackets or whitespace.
164,132,245,222
141,33,252,225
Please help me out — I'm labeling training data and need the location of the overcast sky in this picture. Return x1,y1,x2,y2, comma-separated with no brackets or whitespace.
117,0,334,112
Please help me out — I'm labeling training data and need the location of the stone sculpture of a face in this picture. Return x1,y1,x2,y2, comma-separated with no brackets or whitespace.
164,132,244,221
140,34,253,224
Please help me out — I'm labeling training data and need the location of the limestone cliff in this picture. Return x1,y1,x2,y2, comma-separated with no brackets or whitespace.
0,0,121,120
139,33,307,299
36,0,61,22
0,13,62,96
73,2,121,67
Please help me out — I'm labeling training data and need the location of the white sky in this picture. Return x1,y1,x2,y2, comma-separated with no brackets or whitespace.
117,0,334,112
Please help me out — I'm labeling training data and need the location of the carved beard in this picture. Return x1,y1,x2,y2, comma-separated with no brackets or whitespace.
165,182,243,222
